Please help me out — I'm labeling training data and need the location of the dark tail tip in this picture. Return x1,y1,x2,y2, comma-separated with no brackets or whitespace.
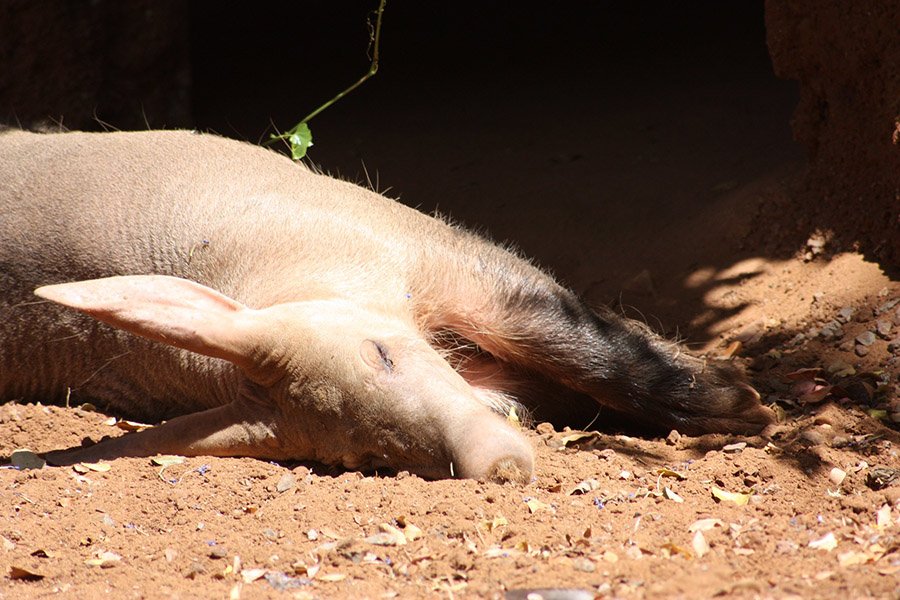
673,361,775,436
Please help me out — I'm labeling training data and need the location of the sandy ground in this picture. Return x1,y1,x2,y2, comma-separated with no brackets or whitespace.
3,5,900,599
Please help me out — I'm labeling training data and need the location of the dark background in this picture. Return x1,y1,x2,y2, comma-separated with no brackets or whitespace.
1,1,820,339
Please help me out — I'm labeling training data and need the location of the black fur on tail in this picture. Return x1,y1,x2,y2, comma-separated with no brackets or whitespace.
436,248,774,435
507,281,772,435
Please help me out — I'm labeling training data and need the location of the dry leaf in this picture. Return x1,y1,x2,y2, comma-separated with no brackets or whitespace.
77,462,111,473
507,406,521,428
692,530,710,558
656,468,687,480
720,340,742,359
792,380,832,404
240,568,266,583
876,504,893,529
116,419,151,431
85,550,122,567
403,523,424,542
838,550,873,567
479,516,508,532
365,523,407,546
568,479,600,495
710,486,751,506
524,497,552,514
152,455,185,466
786,368,821,381
9,565,45,581
557,431,600,447
689,518,725,533
808,532,837,551
663,487,684,503
308,564,322,578
661,542,692,559
379,523,408,545
319,528,342,540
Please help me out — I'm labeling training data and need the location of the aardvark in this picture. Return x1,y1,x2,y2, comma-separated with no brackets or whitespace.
0,129,773,482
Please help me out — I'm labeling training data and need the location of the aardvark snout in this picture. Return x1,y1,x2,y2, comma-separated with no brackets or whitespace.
447,411,534,483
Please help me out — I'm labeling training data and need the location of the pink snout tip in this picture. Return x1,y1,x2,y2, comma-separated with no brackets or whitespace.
451,415,534,484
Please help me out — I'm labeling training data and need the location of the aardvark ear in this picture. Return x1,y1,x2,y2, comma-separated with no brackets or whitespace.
36,275,259,369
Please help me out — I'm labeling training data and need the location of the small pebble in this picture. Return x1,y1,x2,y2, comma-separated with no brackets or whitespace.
722,442,747,453
876,319,892,339
535,422,555,435
855,331,877,346
836,307,855,324
800,429,825,446
775,540,799,555
185,561,207,579
788,333,807,347
819,321,844,340
875,298,899,316
826,361,855,377
828,467,846,486
571,557,596,573
275,473,296,493
666,430,681,446
855,344,870,357
209,547,228,560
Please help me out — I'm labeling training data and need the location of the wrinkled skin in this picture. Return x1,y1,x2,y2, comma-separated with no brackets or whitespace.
0,129,773,482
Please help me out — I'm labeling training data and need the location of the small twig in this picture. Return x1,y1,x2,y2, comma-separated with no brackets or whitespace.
269,0,387,159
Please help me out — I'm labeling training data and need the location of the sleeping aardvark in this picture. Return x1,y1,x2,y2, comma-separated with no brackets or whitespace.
0,128,773,482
